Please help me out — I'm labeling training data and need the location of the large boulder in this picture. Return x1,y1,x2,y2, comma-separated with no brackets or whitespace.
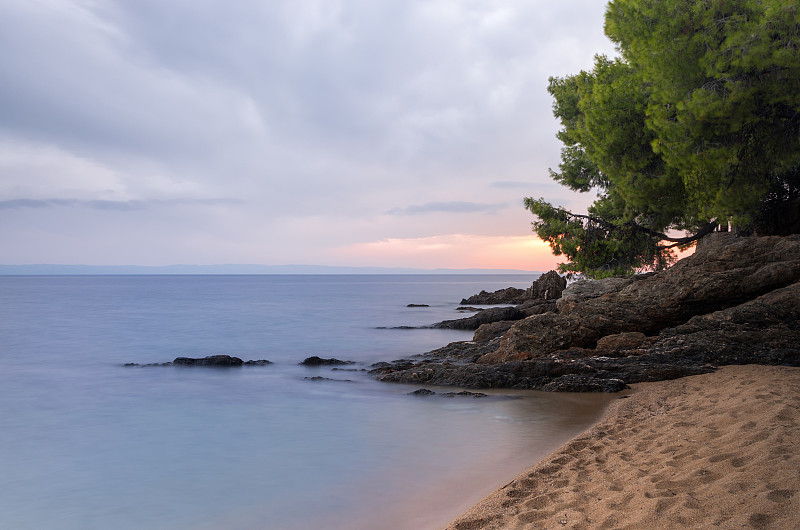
524,270,567,300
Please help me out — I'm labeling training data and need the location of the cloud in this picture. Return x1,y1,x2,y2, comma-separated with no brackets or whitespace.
0,0,617,267
490,181,533,189
0,198,242,211
387,201,507,216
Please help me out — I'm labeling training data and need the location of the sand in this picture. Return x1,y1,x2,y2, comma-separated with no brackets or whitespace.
445,365,800,529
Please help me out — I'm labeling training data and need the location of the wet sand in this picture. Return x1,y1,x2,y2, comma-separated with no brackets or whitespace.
446,365,800,529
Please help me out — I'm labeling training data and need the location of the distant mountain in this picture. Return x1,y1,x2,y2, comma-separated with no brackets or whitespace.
0,264,541,275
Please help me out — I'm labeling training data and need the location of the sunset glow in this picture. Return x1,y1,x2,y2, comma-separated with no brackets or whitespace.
335,234,561,271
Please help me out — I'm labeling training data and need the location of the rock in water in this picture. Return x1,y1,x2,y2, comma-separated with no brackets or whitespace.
459,270,567,304
173,355,244,366
300,356,354,366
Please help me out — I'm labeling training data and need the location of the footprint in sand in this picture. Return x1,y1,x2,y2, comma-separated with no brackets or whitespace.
766,489,795,503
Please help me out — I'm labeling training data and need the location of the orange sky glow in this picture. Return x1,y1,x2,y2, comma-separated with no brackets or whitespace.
334,234,562,271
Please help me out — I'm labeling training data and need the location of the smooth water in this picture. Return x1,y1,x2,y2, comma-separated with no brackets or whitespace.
0,275,613,529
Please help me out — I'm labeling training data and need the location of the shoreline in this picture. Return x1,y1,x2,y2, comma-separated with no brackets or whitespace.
445,365,800,529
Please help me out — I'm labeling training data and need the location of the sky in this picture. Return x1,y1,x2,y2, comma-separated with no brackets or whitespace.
0,0,618,271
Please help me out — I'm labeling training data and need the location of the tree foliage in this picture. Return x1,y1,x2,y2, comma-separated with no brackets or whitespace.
529,0,800,278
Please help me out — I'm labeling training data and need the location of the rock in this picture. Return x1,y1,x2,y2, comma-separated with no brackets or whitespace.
490,234,800,363
440,390,488,398
431,306,526,330
300,356,354,366
407,304,430,307
473,321,517,342
373,348,714,391
126,356,270,367
173,355,244,366
304,376,353,382
647,281,800,366
422,337,504,363
596,332,647,352
456,306,482,312
518,299,558,316
541,375,628,392
408,388,487,397
459,270,566,305
556,276,639,313
524,270,567,300
460,287,526,305
372,235,800,392
479,313,605,363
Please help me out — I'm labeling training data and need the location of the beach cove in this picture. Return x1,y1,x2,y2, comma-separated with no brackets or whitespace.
354,233,800,528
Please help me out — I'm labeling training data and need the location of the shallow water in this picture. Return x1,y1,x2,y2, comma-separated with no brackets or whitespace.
0,275,613,529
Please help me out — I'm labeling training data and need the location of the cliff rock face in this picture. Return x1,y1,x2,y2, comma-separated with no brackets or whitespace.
372,234,800,391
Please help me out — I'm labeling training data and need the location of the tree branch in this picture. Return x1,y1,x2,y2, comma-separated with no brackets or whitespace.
546,205,718,245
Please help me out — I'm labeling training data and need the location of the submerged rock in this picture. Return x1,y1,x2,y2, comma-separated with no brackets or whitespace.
300,356,354,366
409,388,488,397
125,356,272,367
244,359,273,365
173,355,244,366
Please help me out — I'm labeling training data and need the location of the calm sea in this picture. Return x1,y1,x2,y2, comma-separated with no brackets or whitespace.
0,275,614,530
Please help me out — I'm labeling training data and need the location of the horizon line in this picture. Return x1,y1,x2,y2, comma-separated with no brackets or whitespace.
0,263,545,275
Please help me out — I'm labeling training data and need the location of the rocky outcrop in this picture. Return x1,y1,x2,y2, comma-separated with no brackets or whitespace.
431,275,562,332
524,270,568,301
489,233,800,363
459,270,567,304
372,234,800,392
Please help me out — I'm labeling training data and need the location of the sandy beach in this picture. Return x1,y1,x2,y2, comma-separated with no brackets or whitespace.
446,365,800,529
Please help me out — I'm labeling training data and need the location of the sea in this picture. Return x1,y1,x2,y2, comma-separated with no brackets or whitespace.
0,274,615,530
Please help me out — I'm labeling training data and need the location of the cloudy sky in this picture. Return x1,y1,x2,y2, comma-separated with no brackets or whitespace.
0,0,616,270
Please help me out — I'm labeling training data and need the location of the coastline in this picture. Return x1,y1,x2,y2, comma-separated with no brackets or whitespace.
445,365,800,529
